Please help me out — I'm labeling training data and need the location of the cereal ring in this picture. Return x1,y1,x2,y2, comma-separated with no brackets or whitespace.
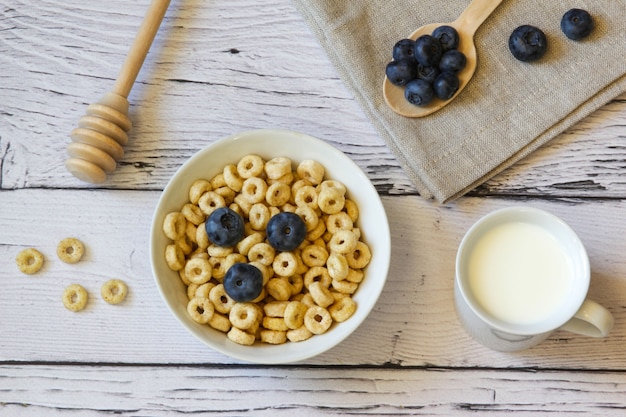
287,274,304,294
344,199,359,223
260,329,287,344
301,244,329,267
189,179,212,205
236,232,264,256
249,203,270,230
290,179,312,203
329,296,357,322
268,171,294,186
327,253,349,281
272,251,298,277
233,194,253,216
262,316,289,331
209,256,227,280
229,302,260,330
318,187,345,215
163,212,187,240
328,230,358,254
266,278,292,301
284,300,308,329
165,244,185,270
223,164,244,192
209,284,236,314
195,222,210,249
241,177,268,204
198,191,226,216
208,312,232,333
176,235,194,255
57,237,85,264
320,180,347,195
294,185,318,209
345,241,372,269
187,297,214,324
249,261,272,285
297,160,325,185
295,205,319,232
237,154,265,179
187,283,199,300
306,217,326,241
194,282,216,299
62,284,88,312
185,222,198,244
287,325,313,342
227,326,255,345
179,267,191,285
326,212,353,234
247,242,275,266
100,279,128,304
207,244,233,258
264,156,292,180
332,278,358,294
263,300,289,317
308,281,335,308
214,186,236,205
346,268,364,283
210,173,227,189
266,182,291,207
184,257,213,285
304,306,332,335
181,203,205,225
304,266,331,289
15,248,44,274
221,253,246,273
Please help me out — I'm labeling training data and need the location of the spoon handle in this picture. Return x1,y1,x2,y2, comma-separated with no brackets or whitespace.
455,0,505,35
112,0,172,98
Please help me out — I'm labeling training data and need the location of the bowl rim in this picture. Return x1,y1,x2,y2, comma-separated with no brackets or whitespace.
149,129,391,363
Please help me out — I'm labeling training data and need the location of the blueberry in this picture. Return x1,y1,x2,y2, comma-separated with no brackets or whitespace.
439,50,466,73
414,34,442,67
385,59,418,86
508,25,548,62
392,38,417,61
416,64,440,83
432,25,459,52
205,207,245,247
561,9,594,40
223,263,263,302
404,79,434,106
433,72,460,100
266,212,306,252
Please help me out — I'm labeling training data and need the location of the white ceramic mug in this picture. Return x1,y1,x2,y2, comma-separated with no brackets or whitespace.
455,206,614,351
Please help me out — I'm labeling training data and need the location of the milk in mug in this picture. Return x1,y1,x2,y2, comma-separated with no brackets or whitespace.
467,221,574,325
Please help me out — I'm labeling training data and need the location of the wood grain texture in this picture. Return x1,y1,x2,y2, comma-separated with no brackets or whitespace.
1,0,625,414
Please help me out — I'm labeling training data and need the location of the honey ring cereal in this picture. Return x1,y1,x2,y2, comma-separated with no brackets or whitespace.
247,242,275,266
208,312,232,333
195,222,210,249
189,179,212,205
272,251,298,277
301,244,329,267
262,316,289,331
284,300,308,329
260,329,287,345
236,232,264,257
163,212,187,240
198,191,226,216
229,302,260,330
263,300,289,317
227,326,255,345
264,156,292,180
327,253,349,281
241,177,268,204
185,257,213,285
165,244,186,271
195,282,216,299
62,284,89,312
294,185,318,209
287,274,304,294
297,160,325,185
266,182,291,207
295,205,319,232
57,237,85,264
304,266,331,289
287,325,313,342
326,212,354,234
181,203,205,225
346,241,372,269
100,279,128,304
187,297,215,324
237,154,264,179
328,230,358,254
16,248,44,274
249,203,270,230
266,277,292,301
308,281,334,308
318,188,346,215
223,164,244,192
344,199,359,223
332,278,358,295
304,306,332,335
329,296,357,322
209,284,236,314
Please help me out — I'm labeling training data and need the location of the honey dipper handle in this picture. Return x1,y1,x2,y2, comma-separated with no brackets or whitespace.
112,0,172,98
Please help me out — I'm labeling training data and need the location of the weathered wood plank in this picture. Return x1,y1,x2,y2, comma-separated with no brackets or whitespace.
1,364,625,416
1,189,624,368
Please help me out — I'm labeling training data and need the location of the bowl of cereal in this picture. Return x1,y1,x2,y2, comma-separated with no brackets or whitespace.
150,129,390,364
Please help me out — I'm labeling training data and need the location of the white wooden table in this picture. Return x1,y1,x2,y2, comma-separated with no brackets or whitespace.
1,0,625,414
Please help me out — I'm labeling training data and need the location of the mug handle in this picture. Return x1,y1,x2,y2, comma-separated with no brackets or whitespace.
559,299,614,338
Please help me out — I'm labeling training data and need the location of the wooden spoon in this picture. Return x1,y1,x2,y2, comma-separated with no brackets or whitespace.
383,0,504,118
65,0,171,183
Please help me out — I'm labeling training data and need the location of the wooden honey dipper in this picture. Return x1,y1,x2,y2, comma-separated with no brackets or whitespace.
65,0,171,183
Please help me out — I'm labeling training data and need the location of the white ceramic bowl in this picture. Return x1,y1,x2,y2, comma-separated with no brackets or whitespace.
150,129,390,364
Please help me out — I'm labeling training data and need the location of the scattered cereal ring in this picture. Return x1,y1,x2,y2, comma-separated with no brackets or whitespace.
187,297,215,324
284,300,308,329
237,154,264,179
260,329,287,344
101,279,128,304
227,326,255,345
163,212,187,240
15,248,44,274
229,302,260,330
57,237,85,264
62,284,89,312
329,296,357,322
304,306,332,335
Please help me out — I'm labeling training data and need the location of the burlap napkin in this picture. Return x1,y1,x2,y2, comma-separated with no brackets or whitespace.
291,0,626,202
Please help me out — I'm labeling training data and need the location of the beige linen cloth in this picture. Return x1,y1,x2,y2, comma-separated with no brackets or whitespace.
291,0,626,202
